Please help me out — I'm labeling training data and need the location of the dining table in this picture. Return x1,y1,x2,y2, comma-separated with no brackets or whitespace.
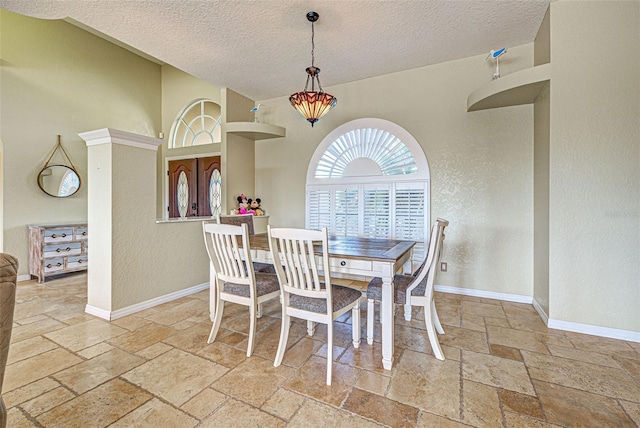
247,233,415,371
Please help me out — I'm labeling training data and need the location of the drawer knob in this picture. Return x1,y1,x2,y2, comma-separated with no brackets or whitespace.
50,233,67,238
56,247,71,253
82,231,87,236
340,260,346,266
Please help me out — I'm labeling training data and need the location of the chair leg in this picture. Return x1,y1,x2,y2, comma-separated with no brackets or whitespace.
352,303,361,349
423,304,444,360
307,320,316,336
274,312,290,367
257,303,263,319
404,304,412,321
247,303,257,357
432,299,445,335
367,299,374,345
326,320,333,385
207,299,224,344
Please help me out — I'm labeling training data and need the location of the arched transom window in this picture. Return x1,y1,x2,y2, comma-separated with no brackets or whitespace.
169,99,222,148
315,128,417,178
307,118,430,261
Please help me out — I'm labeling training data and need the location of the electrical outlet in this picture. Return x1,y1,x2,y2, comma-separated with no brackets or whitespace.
440,262,447,272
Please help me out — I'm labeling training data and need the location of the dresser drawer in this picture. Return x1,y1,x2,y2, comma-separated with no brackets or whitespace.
67,255,88,269
44,242,82,258
44,258,65,273
75,227,88,240
44,228,74,243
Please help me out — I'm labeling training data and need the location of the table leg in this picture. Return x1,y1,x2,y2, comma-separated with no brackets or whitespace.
381,263,394,370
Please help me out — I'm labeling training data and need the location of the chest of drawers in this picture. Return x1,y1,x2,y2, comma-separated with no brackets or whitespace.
29,223,88,283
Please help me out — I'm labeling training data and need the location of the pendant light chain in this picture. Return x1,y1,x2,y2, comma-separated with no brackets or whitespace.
311,20,315,68
310,20,324,93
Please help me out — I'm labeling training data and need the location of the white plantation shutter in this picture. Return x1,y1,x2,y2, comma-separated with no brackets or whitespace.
363,185,390,238
315,127,417,178
307,188,331,231
394,184,427,262
335,188,359,236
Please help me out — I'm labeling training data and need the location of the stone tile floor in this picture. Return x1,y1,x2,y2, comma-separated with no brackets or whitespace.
4,273,640,427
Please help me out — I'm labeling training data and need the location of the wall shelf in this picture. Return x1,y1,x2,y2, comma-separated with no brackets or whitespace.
226,122,286,140
467,63,551,112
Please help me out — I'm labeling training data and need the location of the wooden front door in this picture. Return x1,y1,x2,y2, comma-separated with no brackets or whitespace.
168,156,221,218
197,156,221,217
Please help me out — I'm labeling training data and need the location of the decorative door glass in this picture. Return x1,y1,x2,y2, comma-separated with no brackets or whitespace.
177,171,189,218
209,169,222,216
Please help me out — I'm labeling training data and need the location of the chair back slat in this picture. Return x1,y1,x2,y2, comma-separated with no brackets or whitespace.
268,227,329,300
203,222,253,285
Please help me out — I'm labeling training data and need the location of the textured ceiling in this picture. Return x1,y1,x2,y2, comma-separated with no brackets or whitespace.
0,0,553,101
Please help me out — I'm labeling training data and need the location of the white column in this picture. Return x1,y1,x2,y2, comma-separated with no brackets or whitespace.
80,128,161,319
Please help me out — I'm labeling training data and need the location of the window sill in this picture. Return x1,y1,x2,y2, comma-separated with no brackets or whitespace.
156,216,216,224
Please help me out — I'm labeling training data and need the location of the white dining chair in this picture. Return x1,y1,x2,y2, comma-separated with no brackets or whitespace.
267,226,363,385
218,215,275,274
366,218,449,360
203,222,280,357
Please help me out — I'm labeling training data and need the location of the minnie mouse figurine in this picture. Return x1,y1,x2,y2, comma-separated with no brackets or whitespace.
237,194,251,214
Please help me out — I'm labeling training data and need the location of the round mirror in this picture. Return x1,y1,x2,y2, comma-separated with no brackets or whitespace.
37,165,81,198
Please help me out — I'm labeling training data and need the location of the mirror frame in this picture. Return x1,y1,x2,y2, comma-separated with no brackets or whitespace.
37,164,82,198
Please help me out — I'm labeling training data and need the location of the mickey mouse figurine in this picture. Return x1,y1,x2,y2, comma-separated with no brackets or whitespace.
248,198,264,216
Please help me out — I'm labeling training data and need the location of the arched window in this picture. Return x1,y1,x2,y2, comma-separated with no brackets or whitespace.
306,118,430,261
169,99,221,148
59,168,80,196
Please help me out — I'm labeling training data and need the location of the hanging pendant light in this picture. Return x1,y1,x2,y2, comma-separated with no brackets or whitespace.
289,11,337,127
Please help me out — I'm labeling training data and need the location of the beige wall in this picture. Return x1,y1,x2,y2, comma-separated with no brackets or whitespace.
222,89,257,213
4,2,637,334
256,44,536,298
0,10,161,274
533,9,551,316
549,1,640,331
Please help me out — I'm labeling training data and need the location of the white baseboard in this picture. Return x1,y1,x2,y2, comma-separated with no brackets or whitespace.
547,318,640,343
17,274,31,282
532,298,549,325
85,304,112,320
434,284,533,304
85,282,210,321
436,285,639,344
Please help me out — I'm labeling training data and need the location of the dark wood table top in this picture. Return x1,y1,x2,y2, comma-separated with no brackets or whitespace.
249,233,415,263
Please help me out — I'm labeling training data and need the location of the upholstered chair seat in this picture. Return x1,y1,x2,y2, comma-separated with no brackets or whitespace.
290,285,362,314
222,273,280,298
